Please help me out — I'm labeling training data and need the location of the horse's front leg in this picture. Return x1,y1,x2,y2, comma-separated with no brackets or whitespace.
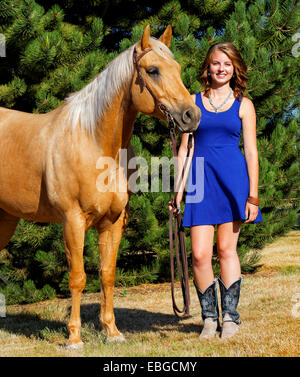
63,210,86,348
96,209,127,341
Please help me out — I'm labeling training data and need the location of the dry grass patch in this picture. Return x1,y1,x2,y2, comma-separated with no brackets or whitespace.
0,230,299,357
257,230,300,272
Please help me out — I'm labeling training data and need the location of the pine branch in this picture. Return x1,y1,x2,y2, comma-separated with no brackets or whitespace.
248,77,274,93
259,178,300,189
273,47,295,55
273,84,297,95
255,22,265,31
248,58,268,72
279,0,299,30
279,24,300,33
0,0,18,12
278,197,300,202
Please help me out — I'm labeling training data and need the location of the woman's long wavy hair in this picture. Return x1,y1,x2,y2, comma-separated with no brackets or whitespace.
200,42,248,101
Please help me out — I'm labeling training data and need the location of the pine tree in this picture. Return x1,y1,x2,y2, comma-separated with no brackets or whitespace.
0,0,107,111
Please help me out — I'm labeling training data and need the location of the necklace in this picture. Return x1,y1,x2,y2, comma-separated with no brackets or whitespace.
208,88,233,113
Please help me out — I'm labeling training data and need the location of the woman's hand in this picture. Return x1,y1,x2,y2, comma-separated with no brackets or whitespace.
244,202,258,223
168,131,193,217
168,193,183,215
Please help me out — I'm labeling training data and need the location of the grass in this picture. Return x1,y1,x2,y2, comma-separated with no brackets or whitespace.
0,230,299,357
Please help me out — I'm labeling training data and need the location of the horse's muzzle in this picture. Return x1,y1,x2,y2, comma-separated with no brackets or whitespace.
172,107,201,133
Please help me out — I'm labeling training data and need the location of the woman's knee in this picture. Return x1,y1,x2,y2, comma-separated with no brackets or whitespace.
217,244,238,260
192,248,212,266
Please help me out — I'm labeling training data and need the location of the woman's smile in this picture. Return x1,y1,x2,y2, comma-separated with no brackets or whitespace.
209,50,234,82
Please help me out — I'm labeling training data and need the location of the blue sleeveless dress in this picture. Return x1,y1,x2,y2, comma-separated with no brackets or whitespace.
182,92,263,226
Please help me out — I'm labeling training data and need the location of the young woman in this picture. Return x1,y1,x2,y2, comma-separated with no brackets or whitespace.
170,42,263,339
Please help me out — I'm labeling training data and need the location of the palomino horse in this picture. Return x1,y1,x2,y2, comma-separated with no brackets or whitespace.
0,25,200,348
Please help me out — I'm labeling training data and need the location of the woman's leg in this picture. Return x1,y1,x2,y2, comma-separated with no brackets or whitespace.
191,224,219,339
190,224,215,291
216,220,242,287
216,220,243,339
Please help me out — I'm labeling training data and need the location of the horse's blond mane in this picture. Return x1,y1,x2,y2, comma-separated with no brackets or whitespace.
66,37,173,135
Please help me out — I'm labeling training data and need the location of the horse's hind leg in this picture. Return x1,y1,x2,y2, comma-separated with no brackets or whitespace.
63,209,86,348
0,209,19,250
97,208,128,341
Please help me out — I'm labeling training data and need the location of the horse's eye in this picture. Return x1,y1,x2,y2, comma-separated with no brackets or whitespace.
146,66,159,76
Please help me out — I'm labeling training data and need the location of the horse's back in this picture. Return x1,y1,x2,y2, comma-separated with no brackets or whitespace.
0,106,51,130
0,107,55,220
0,106,54,168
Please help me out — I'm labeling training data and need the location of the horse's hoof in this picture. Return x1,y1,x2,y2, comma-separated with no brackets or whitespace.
66,341,84,350
106,333,126,343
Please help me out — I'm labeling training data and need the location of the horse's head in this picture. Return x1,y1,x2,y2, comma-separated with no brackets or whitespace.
131,25,201,133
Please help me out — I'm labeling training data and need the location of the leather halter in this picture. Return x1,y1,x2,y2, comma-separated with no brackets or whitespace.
132,47,172,122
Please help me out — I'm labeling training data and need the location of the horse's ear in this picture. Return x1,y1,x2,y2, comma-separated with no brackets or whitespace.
159,25,172,47
141,24,151,50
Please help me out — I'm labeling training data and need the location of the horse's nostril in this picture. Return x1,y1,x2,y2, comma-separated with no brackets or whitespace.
182,108,194,124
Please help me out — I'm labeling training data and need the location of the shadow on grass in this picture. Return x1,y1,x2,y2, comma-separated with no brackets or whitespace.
81,304,201,335
0,303,201,341
0,311,68,339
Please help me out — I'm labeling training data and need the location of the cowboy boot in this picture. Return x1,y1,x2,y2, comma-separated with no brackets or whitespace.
218,277,242,339
194,280,220,339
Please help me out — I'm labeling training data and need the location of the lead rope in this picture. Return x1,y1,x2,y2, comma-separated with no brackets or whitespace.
132,46,193,318
169,128,193,318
